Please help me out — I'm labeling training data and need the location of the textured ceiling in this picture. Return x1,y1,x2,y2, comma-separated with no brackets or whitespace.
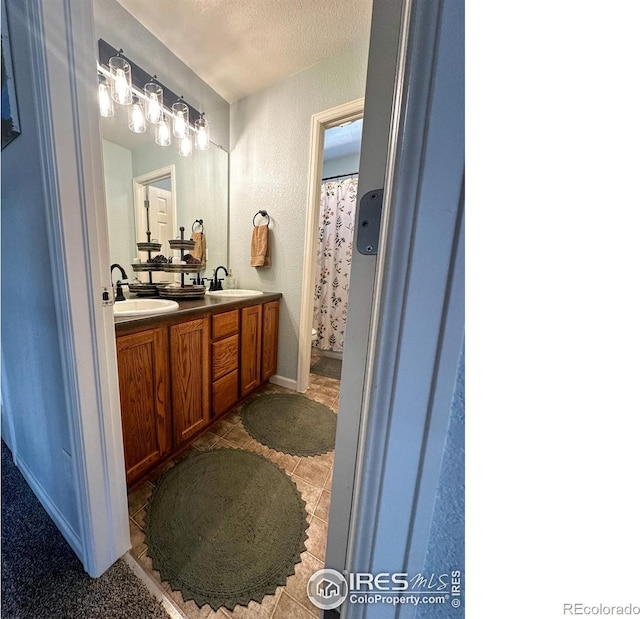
115,0,373,104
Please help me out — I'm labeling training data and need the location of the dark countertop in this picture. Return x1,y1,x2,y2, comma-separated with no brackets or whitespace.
114,291,282,334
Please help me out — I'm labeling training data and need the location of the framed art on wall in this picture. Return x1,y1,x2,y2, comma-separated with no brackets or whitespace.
1,0,21,150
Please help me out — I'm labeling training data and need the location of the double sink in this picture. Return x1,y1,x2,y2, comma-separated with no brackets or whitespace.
113,290,263,317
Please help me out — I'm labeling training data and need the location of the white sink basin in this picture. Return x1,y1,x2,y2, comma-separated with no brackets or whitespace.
114,299,179,316
206,289,264,298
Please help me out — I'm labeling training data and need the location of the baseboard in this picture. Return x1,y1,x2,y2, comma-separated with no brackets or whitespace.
313,349,344,360
123,553,186,619
15,454,83,558
269,374,297,390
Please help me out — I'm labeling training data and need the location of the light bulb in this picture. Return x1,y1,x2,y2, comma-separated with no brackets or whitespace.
196,127,208,150
194,115,210,150
172,101,189,138
109,55,132,105
129,100,146,133
155,118,171,146
174,111,187,138
144,82,163,124
147,93,161,123
178,133,192,157
114,69,129,103
98,82,114,117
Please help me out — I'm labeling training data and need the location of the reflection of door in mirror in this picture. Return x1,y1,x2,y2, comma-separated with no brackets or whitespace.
133,166,177,284
145,185,172,255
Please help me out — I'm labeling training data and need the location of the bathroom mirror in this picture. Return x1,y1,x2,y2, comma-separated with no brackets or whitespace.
100,102,228,281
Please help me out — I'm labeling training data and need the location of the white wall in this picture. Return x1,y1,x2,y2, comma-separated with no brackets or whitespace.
102,140,135,268
229,42,369,380
322,152,361,180
1,0,80,537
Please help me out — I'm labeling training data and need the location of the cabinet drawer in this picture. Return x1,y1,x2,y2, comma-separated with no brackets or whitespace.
213,370,239,416
212,310,239,340
212,335,238,380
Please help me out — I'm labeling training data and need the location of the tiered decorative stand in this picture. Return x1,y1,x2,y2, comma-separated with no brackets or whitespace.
159,227,206,299
129,240,170,297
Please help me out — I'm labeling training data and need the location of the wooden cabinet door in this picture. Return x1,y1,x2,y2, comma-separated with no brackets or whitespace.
262,300,279,380
170,317,210,446
240,304,263,397
116,328,170,485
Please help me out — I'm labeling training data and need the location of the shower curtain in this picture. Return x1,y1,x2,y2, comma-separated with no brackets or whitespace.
312,177,357,352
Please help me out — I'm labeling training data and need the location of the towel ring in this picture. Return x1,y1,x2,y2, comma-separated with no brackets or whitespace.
192,219,204,233
253,210,270,227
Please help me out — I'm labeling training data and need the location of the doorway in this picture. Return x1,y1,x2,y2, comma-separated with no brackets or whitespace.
310,120,363,385
132,166,176,284
297,99,365,393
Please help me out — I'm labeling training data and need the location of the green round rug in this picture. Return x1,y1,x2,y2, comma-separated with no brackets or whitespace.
240,393,336,456
145,448,308,611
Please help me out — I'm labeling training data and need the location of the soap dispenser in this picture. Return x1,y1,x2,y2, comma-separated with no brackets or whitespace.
226,269,237,289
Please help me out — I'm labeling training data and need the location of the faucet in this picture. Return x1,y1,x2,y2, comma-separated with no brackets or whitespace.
110,264,128,302
211,266,228,291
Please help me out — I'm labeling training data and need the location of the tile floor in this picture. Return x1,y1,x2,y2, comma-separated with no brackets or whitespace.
127,364,340,619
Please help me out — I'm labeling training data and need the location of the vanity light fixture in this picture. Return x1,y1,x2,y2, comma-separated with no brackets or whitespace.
155,114,172,146
98,74,114,117
98,41,217,153
108,52,132,105
128,95,147,133
195,114,210,151
144,79,163,124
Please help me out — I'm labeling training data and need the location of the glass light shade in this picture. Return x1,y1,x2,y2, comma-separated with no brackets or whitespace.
144,83,163,124
172,101,189,138
194,116,209,151
98,77,114,117
155,116,172,146
128,98,147,133
178,132,193,157
108,56,132,105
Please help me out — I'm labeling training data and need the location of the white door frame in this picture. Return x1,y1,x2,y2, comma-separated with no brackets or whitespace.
297,98,364,393
29,0,130,576
331,0,465,616
133,165,177,251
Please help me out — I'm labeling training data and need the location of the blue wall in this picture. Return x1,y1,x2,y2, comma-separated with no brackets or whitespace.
418,344,465,618
1,0,79,534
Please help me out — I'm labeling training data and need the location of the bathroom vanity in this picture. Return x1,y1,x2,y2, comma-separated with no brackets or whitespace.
114,293,280,487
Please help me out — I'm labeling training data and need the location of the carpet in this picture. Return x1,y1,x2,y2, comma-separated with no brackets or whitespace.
310,356,343,380
1,442,169,619
145,448,308,611
240,392,336,456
